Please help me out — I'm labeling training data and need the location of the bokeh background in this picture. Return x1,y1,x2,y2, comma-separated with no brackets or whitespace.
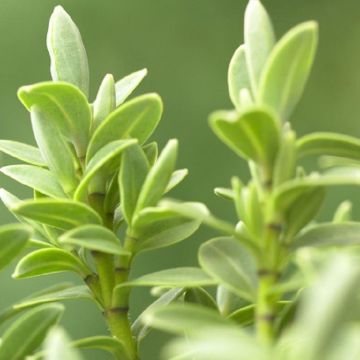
0,0,359,358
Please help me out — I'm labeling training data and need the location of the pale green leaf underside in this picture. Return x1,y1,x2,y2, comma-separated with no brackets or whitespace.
59,224,129,256
115,68,148,107
47,6,89,96
1,165,66,198
199,237,257,302
0,140,45,166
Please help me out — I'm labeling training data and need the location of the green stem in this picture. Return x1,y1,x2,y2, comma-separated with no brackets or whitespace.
87,192,138,359
256,272,278,344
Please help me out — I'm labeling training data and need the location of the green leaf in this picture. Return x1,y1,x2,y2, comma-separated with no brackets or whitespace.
274,172,360,212
283,255,360,360
93,74,116,129
72,336,129,360
1,165,66,198
144,303,232,335
86,93,163,161
115,68,148,106
0,224,31,271
30,106,79,194
165,169,188,193
228,45,252,109
283,187,325,240
44,327,83,360
18,82,91,157
297,132,360,160
0,140,45,167
134,139,178,213
210,107,280,168
118,267,215,289
47,6,89,96
14,285,91,310
258,21,318,119
12,198,102,230
244,0,275,94
113,269,214,307
119,143,150,224
0,283,71,325
164,327,267,360
0,303,64,360
199,237,257,302
131,205,201,252
158,200,256,249
132,288,184,342
13,248,89,279
59,225,129,256
74,139,137,201
292,222,360,249
184,287,217,309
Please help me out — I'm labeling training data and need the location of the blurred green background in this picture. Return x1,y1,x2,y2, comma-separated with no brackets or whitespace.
0,0,359,358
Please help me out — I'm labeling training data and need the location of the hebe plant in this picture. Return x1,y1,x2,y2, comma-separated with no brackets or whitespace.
1,0,360,359
142,0,360,359
0,5,204,360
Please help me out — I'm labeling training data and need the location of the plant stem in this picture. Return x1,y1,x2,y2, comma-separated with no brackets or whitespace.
256,272,278,344
87,192,138,359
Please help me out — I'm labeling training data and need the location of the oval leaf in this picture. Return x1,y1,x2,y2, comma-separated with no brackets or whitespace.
1,165,66,198
0,304,64,360
244,0,275,93
119,143,150,224
93,74,116,129
11,199,102,230
228,45,252,109
13,248,89,279
113,268,214,307
258,21,318,119
131,206,201,252
199,237,257,302
115,68,148,106
293,222,360,249
210,107,280,168
18,82,91,157
0,224,31,271
30,106,79,194
144,303,233,335
134,139,178,213
72,336,130,360
0,140,45,166
87,93,163,161
47,6,89,96
59,225,129,256
297,132,360,160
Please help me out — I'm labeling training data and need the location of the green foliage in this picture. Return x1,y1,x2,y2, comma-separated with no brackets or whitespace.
0,1,359,359
0,5,199,360
0,304,64,360
142,1,360,360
